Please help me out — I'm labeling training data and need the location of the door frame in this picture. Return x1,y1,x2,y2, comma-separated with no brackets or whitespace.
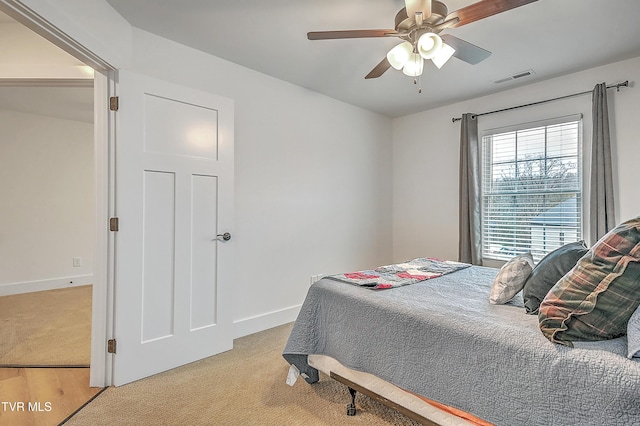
0,1,115,387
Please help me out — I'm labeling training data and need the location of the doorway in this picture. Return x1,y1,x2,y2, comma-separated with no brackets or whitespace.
0,7,95,363
0,8,108,424
0,0,115,389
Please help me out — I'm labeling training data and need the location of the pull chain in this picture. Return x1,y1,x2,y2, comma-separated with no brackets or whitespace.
413,75,422,94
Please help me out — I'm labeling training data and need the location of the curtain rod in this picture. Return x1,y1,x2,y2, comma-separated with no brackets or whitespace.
451,80,629,123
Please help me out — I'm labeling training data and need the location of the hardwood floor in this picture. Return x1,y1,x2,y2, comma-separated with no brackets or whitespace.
0,367,103,426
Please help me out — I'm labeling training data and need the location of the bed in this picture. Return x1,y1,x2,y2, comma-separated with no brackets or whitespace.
282,263,640,425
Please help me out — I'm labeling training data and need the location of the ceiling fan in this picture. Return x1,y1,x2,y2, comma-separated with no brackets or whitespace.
307,0,538,80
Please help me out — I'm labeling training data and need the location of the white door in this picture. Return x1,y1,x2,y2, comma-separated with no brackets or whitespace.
112,71,234,386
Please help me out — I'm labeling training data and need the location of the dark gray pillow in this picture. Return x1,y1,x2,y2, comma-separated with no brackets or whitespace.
522,241,588,314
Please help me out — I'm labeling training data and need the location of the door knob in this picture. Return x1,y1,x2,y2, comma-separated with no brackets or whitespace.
214,232,231,242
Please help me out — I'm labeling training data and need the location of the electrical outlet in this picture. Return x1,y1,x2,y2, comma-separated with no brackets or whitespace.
73,257,81,267
310,274,324,286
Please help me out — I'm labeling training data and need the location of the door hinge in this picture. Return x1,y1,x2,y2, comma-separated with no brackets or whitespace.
107,339,117,354
109,96,119,111
109,217,119,232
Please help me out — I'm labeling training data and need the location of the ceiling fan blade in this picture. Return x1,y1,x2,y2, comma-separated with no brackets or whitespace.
365,57,392,79
308,30,397,40
445,0,538,28
405,0,432,22
441,34,491,65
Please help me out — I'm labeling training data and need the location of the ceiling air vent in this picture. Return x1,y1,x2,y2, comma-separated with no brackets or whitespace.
494,69,535,84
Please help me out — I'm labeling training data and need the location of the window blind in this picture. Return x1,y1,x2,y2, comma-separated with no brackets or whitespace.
481,117,583,262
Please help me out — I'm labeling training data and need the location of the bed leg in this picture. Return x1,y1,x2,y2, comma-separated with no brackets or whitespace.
346,387,357,416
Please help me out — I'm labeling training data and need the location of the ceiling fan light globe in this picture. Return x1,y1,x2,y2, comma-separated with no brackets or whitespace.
387,41,413,70
417,32,443,60
402,53,424,77
432,43,455,69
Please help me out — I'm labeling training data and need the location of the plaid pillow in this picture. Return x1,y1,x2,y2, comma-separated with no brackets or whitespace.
539,216,640,346
489,253,534,304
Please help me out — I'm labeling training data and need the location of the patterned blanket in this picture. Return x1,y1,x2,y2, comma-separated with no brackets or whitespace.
325,258,470,289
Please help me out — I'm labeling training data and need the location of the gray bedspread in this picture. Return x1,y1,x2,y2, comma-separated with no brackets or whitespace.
283,266,640,425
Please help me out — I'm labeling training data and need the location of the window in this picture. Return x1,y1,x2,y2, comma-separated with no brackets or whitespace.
481,116,582,262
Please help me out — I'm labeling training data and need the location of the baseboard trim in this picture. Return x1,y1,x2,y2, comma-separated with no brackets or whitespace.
233,304,301,339
0,275,93,296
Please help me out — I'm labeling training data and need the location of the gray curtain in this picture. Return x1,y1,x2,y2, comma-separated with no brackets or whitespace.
590,82,616,243
458,113,482,265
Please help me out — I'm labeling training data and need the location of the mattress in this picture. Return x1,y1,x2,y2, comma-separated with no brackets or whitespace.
283,266,640,425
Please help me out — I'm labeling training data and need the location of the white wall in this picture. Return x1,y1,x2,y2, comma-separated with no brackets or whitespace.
0,108,94,294
129,29,393,336
392,56,640,262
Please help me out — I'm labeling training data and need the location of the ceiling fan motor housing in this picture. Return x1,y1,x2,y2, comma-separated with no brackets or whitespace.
395,1,449,33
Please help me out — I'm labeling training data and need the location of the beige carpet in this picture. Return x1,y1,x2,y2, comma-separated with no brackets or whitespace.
67,323,421,425
0,285,92,367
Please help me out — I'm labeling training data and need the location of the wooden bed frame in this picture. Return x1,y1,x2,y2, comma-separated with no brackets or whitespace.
308,354,492,426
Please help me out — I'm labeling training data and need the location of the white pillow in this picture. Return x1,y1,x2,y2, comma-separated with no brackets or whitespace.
627,304,640,359
489,253,534,305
